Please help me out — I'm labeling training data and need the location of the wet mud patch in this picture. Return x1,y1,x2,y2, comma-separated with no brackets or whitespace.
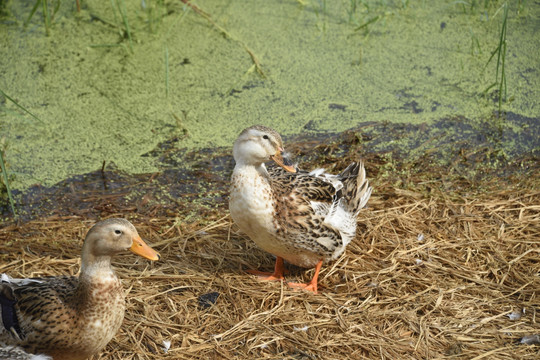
2,116,538,223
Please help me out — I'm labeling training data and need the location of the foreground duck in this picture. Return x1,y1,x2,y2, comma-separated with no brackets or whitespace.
0,218,160,360
230,125,372,294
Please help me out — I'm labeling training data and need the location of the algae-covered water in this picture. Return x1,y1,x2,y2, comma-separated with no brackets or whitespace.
0,0,539,195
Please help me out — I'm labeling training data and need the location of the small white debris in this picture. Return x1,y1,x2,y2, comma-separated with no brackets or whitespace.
293,326,309,332
415,259,423,265
417,234,424,242
507,311,522,321
520,334,540,345
1,273,10,282
162,340,171,353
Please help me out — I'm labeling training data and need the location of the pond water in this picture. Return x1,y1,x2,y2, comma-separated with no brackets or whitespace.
0,0,538,218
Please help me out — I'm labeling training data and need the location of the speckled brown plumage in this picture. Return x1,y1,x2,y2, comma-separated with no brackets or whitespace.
0,346,51,360
230,125,372,293
0,218,160,360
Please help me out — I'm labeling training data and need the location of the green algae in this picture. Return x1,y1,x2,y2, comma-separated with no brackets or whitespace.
0,0,539,193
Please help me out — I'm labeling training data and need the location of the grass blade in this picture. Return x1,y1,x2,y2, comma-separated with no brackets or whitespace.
353,15,380,32
482,2,509,114
24,0,41,28
0,150,16,217
0,88,44,124
164,45,169,98
118,0,133,52
42,0,51,35
497,3,508,112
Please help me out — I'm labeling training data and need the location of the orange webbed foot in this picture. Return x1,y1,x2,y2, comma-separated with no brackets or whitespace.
247,257,286,282
288,281,318,294
246,269,284,281
287,259,323,294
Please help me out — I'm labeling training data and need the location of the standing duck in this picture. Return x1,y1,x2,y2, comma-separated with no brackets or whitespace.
0,218,160,360
229,125,372,294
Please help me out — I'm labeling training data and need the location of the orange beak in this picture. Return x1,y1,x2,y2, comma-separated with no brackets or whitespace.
130,235,160,261
271,150,296,173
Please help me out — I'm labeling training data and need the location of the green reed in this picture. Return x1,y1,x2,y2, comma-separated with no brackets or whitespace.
24,0,62,36
0,89,45,217
0,149,16,217
484,2,508,115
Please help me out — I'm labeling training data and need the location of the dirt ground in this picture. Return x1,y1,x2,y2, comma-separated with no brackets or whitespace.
1,137,539,360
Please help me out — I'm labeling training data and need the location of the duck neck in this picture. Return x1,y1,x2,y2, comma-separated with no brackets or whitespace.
80,256,116,281
77,256,122,305
233,161,269,179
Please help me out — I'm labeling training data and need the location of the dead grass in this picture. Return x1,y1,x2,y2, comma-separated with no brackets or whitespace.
0,180,538,359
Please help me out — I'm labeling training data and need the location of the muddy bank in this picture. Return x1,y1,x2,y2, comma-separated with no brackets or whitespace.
2,115,538,222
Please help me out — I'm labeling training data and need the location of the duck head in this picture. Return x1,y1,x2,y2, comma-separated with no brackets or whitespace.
233,125,296,172
82,218,160,264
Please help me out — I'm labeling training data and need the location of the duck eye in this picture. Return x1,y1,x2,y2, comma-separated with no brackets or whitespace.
115,229,122,235
262,135,269,140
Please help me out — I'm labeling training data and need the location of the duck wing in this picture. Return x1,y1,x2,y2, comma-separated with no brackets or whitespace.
0,276,78,345
266,165,347,256
0,345,51,360
266,162,371,259
267,165,339,205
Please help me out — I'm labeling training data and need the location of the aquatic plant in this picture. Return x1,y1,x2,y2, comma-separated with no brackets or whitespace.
142,0,166,33
0,146,16,217
110,0,133,52
25,0,62,36
0,0,7,16
179,0,265,77
349,1,394,35
164,45,170,98
484,1,508,116
312,0,328,31
347,0,358,23
469,27,482,55
353,14,381,33
0,99,14,216
0,88,45,217
0,89,43,124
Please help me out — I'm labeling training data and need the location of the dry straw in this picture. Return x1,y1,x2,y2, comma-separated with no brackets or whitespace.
1,178,538,359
